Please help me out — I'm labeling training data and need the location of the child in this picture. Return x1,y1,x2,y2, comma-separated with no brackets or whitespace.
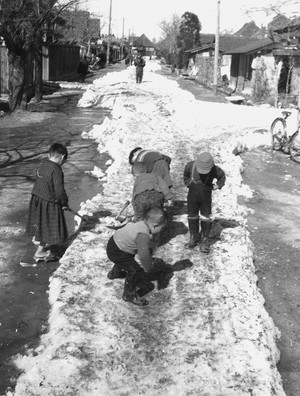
106,207,168,306
183,152,226,253
128,147,173,188
131,162,174,221
26,143,69,262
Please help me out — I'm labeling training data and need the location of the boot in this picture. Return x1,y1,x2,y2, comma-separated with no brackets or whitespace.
107,264,127,280
122,270,149,306
187,218,200,248
137,281,155,297
199,222,212,253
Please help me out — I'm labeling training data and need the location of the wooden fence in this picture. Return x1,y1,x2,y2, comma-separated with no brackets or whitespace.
0,43,80,97
0,46,9,94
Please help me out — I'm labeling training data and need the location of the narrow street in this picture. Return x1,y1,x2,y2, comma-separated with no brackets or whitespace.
0,64,299,395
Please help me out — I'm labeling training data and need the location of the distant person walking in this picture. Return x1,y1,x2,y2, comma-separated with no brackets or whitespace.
134,54,146,83
26,143,69,262
77,55,89,82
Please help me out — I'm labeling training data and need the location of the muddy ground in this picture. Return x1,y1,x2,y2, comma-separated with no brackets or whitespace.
0,65,300,395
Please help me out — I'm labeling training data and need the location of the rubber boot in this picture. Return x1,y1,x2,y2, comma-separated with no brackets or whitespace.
122,270,149,306
199,222,212,253
137,281,155,297
187,219,200,249
107,264,127,280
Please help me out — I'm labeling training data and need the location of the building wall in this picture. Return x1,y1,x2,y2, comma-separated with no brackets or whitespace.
291,56,300,95
193,53,222,86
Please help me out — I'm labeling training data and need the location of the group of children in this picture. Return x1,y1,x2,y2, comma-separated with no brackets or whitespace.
26,143,226,306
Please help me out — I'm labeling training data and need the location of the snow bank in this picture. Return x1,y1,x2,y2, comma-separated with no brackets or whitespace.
8,61,285,395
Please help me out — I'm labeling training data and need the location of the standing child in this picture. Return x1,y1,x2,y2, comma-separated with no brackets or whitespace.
106,207,167,306
26,143,69,262
131,162,174,221
183,152,226,253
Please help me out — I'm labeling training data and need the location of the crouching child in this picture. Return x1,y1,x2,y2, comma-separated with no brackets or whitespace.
106,207,168,306
131,161,174,221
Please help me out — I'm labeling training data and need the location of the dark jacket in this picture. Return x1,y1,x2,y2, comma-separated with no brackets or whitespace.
31,159,68,206
183,161,226,189
134,57,145,68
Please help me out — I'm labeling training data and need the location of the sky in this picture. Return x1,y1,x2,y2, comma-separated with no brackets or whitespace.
82,0,298,41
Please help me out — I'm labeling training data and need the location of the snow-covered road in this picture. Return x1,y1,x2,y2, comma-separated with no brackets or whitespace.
8,61,286,395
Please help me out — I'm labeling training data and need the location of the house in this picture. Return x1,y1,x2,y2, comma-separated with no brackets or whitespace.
224,38,284,94
268,15,300,97
223,16,300,99
132,34,155,58
185,34,261,87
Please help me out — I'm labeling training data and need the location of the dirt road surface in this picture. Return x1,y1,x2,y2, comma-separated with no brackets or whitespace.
241,147,300,396
0,64,299,395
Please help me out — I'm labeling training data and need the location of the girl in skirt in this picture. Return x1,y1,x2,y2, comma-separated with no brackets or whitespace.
26,143,69,261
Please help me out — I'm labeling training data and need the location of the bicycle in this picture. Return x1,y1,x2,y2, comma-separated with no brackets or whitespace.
270,107,300,163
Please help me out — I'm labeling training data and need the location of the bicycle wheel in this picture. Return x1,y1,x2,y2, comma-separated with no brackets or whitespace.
289,131,300,163
270,117,287,151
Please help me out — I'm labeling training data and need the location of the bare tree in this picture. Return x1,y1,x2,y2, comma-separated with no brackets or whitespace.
0,0,79,112
244,1,300,18
157,14,181,65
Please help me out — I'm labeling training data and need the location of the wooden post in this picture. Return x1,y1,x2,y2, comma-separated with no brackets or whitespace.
121,17,124,61
298,80,300,111
213,0,220,95
106,0,112,67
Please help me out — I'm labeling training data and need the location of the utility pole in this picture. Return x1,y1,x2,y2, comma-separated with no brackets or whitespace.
121,17,124,61
213,0,220,96
106,0,112,67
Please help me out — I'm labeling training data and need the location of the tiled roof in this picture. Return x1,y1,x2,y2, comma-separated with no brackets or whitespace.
224,38,284,54
187,35,263,53
270,16,300,33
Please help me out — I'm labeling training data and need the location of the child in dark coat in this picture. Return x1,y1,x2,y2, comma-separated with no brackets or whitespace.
131,162,174,221
106,207,167,306
26,143,69,262
183,152,226,253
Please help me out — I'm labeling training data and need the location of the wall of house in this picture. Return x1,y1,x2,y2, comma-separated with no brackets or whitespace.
193,53,221,86
228,54,239,90
291,57,300,96
229,53,279,99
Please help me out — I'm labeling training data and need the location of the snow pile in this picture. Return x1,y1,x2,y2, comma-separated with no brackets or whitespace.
8,61,285,396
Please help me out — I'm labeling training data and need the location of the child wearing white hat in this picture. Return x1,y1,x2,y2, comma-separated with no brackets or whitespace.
183,152,226,253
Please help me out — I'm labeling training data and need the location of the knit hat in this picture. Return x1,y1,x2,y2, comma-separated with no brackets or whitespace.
195,152,214,174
